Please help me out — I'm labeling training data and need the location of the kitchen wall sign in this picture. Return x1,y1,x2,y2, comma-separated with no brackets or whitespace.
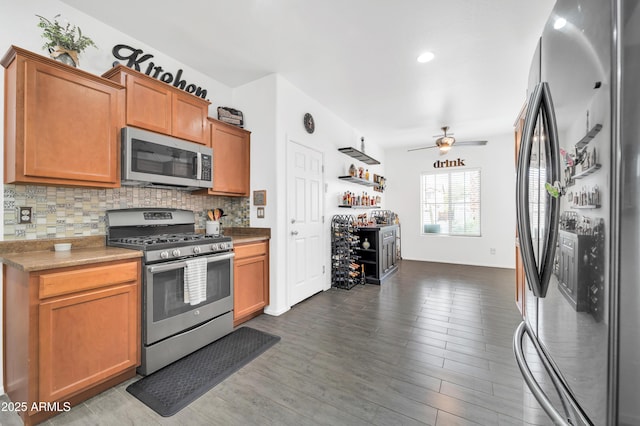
433,158,466,168
111,44,208,99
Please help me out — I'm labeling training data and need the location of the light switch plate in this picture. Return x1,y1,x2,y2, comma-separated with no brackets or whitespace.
257,207,265,218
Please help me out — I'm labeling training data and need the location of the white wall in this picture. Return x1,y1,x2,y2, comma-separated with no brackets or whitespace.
385,132,516,269
234,74,385,316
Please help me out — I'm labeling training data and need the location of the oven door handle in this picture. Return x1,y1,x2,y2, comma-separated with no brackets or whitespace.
147,251,235,274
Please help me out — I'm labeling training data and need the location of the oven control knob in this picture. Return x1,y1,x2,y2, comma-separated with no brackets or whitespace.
211,243,219,251
160,251,169,259
193,246,201,254
172,249,181,257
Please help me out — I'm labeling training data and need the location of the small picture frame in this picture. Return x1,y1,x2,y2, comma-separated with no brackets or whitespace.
253,190,267,206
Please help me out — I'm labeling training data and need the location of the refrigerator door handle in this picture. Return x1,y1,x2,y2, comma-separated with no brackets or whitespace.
539,82,561,296
516,81,561,298
513,321,571,426
516,83,544,297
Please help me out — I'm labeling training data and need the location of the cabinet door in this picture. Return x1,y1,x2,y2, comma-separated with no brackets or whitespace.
172,92,209,144
381,240,389,273
18,58,121,186
38,283,138,402
234,242,269,324
124,73,172,135
210,120,250,196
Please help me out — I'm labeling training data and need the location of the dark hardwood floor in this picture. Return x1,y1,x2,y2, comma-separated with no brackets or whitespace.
0,260,551,425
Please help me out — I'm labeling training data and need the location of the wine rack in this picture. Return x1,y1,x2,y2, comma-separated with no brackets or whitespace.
331,215,365,289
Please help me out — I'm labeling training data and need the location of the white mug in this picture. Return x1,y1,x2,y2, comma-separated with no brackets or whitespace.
205,221,220,236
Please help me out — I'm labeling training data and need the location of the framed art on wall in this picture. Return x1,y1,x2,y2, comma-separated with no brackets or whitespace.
253,190,267,206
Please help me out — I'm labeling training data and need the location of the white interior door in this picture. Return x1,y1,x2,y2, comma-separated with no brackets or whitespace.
287,140,324,306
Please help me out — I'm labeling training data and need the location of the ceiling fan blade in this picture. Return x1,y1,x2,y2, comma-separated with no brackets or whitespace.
454,140,488,146
407,145,439,152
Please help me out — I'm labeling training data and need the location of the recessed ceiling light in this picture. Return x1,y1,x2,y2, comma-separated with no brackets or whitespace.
417,51,435,63
554,17,567,29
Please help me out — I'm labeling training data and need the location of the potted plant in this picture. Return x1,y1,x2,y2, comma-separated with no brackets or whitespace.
36,14,96,67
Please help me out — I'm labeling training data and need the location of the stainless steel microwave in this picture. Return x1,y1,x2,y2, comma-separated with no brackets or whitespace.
121,127,213,190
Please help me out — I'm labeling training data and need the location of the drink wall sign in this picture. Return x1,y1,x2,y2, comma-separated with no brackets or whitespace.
111,44,209,100
433,158,466,168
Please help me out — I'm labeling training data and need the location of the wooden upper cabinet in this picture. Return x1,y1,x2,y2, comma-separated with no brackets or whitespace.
173,91,210,143
121,73,172,135
209,118,251,196
1,46,123,188
103,65,210,145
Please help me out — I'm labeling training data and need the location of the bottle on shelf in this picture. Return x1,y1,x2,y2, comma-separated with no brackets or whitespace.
362,238,370,249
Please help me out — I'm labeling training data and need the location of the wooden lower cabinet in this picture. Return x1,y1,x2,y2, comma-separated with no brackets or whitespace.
233,240,269,326
3,258,141,425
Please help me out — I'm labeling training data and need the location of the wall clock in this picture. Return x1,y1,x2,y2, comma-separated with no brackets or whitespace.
303,113,315,134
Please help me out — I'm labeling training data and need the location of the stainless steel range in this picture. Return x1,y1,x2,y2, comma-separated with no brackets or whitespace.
106,208,234,375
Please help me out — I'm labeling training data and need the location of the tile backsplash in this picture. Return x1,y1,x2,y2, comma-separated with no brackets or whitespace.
3,184,250,240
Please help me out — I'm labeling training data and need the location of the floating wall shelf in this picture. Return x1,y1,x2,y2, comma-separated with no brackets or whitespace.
338,176,377,187
571,205,601,209
575,124,603,150
573,164,601,179
338,205,381,209
338,147,380,165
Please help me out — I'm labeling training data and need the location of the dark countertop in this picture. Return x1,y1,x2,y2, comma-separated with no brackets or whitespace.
0,228,271,272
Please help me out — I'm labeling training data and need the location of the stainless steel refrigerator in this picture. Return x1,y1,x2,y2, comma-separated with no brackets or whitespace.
514,0,640,424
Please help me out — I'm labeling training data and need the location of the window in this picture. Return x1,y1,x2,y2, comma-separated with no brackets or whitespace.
421,168,481,236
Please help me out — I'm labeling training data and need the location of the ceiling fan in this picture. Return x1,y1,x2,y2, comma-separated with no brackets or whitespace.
408,126,488,154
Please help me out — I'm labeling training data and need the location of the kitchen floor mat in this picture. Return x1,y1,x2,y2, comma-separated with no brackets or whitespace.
126,326,281,417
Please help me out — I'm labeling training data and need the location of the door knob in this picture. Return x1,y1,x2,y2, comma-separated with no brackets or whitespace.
291,230,299,235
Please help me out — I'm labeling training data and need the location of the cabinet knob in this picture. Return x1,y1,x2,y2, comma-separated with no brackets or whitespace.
291,230,299,235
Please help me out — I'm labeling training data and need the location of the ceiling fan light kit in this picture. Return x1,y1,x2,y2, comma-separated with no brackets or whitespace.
408,126,488,153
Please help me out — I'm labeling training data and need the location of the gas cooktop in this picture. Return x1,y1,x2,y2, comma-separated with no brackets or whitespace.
105,208,233,263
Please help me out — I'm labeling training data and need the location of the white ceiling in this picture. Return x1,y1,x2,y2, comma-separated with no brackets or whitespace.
61,0,555,149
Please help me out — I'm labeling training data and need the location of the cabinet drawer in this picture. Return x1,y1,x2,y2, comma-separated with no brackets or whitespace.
235,241,268,259
39,261,139,299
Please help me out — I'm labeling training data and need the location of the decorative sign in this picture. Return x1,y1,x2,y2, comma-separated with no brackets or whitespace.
433,158,466,169
111,44,208,99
